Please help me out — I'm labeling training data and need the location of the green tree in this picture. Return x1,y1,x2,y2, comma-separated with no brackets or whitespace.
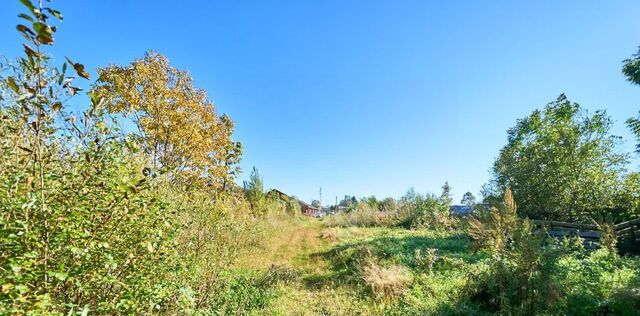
379,197,397,212
1,1,183,313
622,47,640,154
361,196,379,208
628,114,640,154
440,182,453,207
243,166,265,207
339,195,358,208
492,94,629,221
622,47,640,86
461,192,476,206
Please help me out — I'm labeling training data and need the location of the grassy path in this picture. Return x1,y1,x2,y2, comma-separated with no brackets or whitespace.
228,218,484,315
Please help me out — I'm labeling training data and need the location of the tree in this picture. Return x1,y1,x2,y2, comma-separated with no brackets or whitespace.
491,94,629,221
91,52,242,189
622,47,640,154
1,1,183,312
628,114,640,154
339,195,358,208
361,196,379,208
440,182,453,207
379,197,397,212
461,192,477,206
243,167,264,206
622,47,640,86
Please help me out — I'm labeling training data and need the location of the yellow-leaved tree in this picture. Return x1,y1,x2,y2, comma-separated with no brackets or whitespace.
91,52,242,189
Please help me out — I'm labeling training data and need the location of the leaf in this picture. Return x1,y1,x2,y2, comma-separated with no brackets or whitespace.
23,44,38,58
17,13,34,22
16,24,34,36
52,102,62,112
32,22,47,34
74,64,90,80
33,22,54,45
68,86,82,96
19,0,35,12
47,270,67,281
6,77,19,93
44,8,63,20
65,57,90,79
36,34,54,45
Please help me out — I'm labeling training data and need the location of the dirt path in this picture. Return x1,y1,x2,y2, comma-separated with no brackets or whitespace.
235,219,330,270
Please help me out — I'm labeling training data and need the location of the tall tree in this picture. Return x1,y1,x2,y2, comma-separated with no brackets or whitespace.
622,47,640,154
440,182,453,207
461,192,477,206
492,94,628,221
91,52,242,189
243,167,264,206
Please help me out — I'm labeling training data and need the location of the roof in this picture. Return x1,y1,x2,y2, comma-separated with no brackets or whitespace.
450,205,473,216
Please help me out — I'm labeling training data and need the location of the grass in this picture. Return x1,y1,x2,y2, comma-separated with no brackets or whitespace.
227,218,490,315
225,217,640,315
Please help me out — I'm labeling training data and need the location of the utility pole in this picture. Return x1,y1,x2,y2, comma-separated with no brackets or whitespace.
319,187,322,209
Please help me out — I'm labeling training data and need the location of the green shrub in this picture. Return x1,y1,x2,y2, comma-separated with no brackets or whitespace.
0,2,259,314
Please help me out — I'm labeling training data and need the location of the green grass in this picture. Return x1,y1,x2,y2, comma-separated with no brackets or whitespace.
220,219,640,315
224,220,490,315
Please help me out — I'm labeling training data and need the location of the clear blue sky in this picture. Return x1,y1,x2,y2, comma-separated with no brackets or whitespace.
1,1,639,204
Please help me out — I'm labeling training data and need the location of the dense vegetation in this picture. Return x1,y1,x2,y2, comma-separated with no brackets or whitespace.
1,1,640,315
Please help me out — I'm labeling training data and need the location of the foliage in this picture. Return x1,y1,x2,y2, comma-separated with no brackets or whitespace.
0,2,263,314
0,2,187,314
171,188,261,311
324,187,455,230
243,166,265,208
622,46,640,86
92,51,242,190
339,195,358,209
284,196,302,217
466,188,564,313
360,260,413,299
460,192,476,206
467,188,517,254
491,94,630,221
439,182,453,207
465,187,640,315
379,197,397,212
622,47,640,155
400,187,454,229
628,114,640,155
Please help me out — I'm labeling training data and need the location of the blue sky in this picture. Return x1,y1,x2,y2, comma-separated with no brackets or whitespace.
1,1,639,204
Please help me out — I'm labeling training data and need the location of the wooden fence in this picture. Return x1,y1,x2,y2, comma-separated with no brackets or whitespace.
531,218,640,254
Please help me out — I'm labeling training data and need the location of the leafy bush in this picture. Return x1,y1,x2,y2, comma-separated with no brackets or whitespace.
490,94,632,221
0,1,259,314
465,187,640,315
323,187,456,230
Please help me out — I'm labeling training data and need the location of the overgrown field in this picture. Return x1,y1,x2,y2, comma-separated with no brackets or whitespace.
219,217,640,315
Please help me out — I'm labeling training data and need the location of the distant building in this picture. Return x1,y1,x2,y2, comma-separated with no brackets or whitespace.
267,189,325,217
450,205,474,216
300,201,322,217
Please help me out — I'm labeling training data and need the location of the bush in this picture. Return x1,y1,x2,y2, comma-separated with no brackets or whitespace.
360,259,413,299
465,187,640,314
323,188,456,230
0,2,258,314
